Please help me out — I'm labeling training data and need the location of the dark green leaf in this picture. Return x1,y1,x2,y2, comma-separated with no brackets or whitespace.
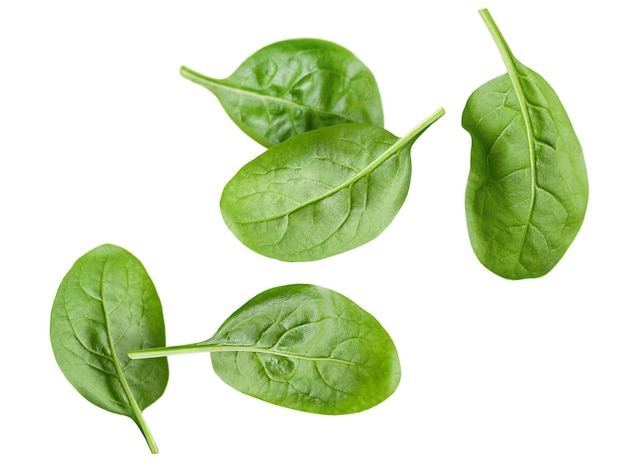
181,38,384,147
220,108,444,261
462,9,589,279
50,244,168,453
129,284,400,415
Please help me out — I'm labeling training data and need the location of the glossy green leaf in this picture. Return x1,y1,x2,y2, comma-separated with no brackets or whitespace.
50,244,168,453
220,108,444,262
181,38,384,147
129,284,400,415
462,9,589,279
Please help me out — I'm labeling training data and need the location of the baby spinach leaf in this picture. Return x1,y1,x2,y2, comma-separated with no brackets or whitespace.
129,284,400,415
462,9,589,279
181,38,384,147
220,108,445,262
50,244,168,454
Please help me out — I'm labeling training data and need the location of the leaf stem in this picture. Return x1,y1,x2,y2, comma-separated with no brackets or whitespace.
128,343,356,365
352,106,444,179
180,65,220,88
338,106,445,188
134,409,159,454
129,342,222,359
401,107,445,147
478,9,530,125
478,9,517,77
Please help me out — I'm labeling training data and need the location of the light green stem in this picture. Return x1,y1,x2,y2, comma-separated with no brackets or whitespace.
401,107,445,147
129,343,252,359
128,343,356,366
479,9,532,146
180,65,221,88
134,409,159,454
478,10,516,74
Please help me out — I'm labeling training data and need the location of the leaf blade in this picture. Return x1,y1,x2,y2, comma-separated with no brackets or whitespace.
221,109,444,261
50,244,168,453
462,10,588,279
181,38,384,146
129,284,401,415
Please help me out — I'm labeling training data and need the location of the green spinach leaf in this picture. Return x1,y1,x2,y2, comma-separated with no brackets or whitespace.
50,244,168,453
181,38,384,147
129,284,400,415
220,108,444,261
462,9,589,279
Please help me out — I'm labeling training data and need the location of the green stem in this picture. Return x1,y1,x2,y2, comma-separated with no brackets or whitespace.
180,65,221,88
401,107,445,147
129,342,232,359
352,106,445,178
478,9,530,134
134,410,159,454
128,343,355,365
478,9,517,78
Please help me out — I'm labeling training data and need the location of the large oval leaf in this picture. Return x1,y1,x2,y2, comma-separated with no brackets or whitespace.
220,109,444,262
50,244,168,453
181,38,384,147
129,284,400,415
462,9,589,279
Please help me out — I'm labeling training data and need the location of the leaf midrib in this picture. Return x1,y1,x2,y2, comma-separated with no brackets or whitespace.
98,262,159,452
99,261,144,419
204,344,361,366
241,139,403,224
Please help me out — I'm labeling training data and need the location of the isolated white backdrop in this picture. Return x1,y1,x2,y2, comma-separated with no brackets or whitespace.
1,0,624,467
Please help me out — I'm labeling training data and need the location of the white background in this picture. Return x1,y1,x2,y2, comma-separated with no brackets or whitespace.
1,0,624,467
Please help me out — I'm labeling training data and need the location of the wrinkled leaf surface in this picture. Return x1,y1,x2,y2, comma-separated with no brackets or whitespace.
181,38,384,146
462,10,588,279
130,284,400,415
50,244,168,453
221,109,444,261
